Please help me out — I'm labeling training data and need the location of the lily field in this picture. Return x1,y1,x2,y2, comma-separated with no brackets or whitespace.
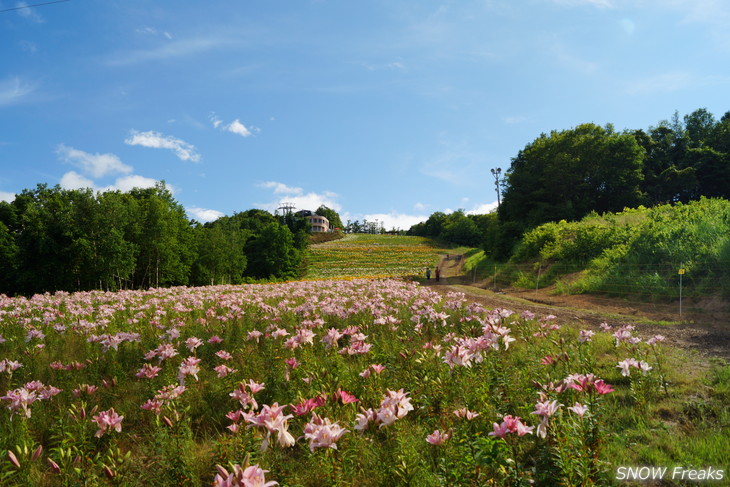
0,235,728,486
306,234,452,279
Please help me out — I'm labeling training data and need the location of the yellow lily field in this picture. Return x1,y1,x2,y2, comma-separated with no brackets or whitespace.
306,234,448,279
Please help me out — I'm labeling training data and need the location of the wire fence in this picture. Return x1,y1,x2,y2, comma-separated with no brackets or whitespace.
466,260,730,319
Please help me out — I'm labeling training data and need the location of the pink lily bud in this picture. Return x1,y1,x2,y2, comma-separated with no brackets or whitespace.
7,450,20,469
215,464,230,479
31,444,43,461
47,457,61,474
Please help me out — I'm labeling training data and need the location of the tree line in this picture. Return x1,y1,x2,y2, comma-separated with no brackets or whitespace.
0,183,313,296
407,210,494,247
409,108,730,258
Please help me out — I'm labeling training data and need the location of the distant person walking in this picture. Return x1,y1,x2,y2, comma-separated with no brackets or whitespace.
425,268,431,280
435,266,440,281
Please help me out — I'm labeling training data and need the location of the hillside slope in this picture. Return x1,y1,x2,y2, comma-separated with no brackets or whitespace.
502,198,730,303
306,234,450,279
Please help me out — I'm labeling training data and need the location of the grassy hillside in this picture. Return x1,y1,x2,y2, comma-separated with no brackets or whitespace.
305,234,452,279
499,198,730,302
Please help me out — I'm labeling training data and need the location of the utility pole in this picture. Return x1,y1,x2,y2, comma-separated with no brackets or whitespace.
490,167,502,208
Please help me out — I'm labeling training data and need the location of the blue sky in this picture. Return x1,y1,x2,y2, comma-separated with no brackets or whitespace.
2,0,729,230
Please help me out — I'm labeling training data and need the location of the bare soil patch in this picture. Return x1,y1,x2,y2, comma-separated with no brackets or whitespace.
426,254,730,362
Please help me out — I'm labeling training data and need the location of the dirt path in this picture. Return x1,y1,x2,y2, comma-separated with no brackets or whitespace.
426,254,730,361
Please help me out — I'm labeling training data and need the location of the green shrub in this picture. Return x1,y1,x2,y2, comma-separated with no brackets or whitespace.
508,198,730,301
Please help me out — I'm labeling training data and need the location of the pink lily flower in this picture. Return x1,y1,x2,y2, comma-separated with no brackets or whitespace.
593,379,614,395
303,414,348,452
336,389,359,404
568,402,589,418
92,408,123,438
213,463,278,487
426,429,452,445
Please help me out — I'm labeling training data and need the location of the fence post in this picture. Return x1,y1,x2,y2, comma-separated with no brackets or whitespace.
678,264,684,319
536,263,542,296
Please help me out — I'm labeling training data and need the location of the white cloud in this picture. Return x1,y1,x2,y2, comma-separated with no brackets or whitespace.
16,1,44,22
125,130,201,162
210,114,258,137
56,144,133,178
137,26,174,40
112,175,160,193
187,206,225,222
225,119,253,137
258,181,303,195
210,113,223,129
413,202,429,211
59,171,96,190
670,0,730,26
55,145,165,195
282,192,341,213
362,60,407,71
59,171,162,194
0,191,16,202
664,0,730,49
466,201,499,215
0,76,37,106
56,144,161,193
362,211,429,231
107,36,229,66
256,181,341,214
349,200,497,232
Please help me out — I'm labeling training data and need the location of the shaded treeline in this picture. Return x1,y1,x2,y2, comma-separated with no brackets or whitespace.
409,108,730,258
407,210,495,247
0,183,309,296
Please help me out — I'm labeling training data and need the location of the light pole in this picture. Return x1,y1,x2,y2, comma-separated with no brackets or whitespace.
490,167,502,208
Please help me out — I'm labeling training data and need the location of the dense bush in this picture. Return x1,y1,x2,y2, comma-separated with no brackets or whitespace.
509,198,730,299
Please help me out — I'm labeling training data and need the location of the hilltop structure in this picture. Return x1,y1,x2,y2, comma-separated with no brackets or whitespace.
295,210,330,233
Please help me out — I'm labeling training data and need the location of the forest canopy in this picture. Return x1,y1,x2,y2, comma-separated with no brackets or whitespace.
409,108,730,258
0,183,310,296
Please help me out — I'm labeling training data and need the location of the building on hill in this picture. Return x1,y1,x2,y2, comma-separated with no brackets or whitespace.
295,210,330,232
